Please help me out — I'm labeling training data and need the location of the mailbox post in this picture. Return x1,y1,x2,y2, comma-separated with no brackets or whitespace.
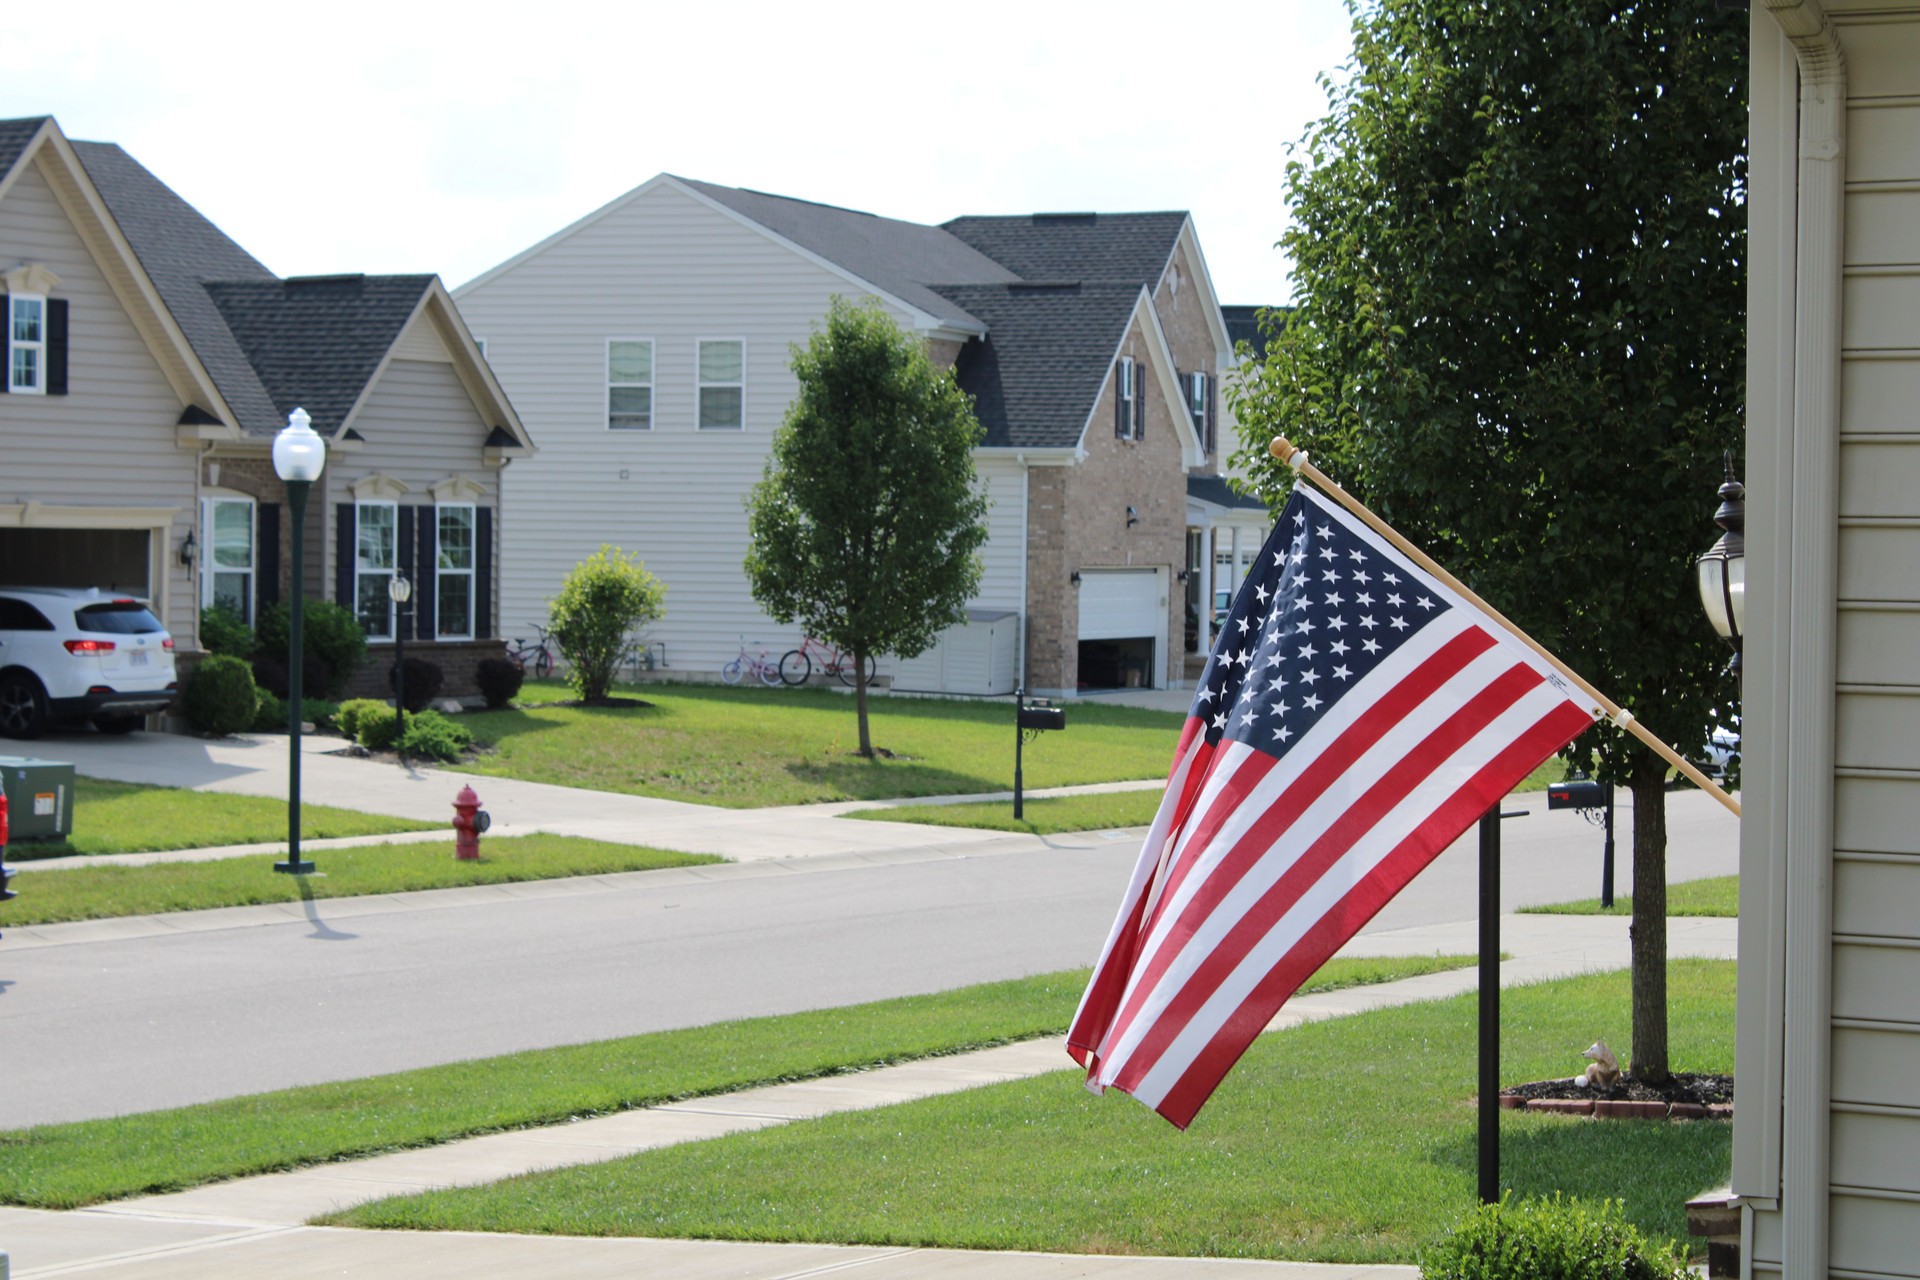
1013,688,1065,819
1546,777,1616,908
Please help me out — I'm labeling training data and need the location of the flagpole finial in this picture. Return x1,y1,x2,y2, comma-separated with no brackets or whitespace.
1269,436,1308,472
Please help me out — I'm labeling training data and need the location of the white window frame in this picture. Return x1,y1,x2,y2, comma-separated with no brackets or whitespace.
607,337,654,430
697,337,745,431
200,496,257,624
434,503,476,641
355,500,398,640
9,293,47,395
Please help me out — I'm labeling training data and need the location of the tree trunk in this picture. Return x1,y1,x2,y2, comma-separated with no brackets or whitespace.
853,649,873,758
1627,761,1670,1084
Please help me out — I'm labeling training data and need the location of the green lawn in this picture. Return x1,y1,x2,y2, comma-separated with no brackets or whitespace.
455,682,1183,807
4,776,435,860
334,961,1733,1266
1522,875,1738,918
0,835,719,927
0,956,1469,1209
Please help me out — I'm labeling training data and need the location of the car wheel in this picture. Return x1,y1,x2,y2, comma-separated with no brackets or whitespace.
0,673,51,739
95,715,144,735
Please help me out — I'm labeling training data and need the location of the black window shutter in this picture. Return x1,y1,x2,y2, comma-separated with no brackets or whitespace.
1134,360,1146,439
396,507,416,641
47,299,69,396
1206,374,1218,455
475,507,495,639
416,508,437,641
335,504,355,611
256,503,281,615
1114,360,1126,438
1,299,9,394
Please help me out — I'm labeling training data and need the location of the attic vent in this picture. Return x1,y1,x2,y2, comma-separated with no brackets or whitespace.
1032,213,1097,226
1008,282,1082,295
285,273,367,286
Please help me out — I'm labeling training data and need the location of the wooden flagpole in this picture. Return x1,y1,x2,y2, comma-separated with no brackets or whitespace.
1269,436,1741,818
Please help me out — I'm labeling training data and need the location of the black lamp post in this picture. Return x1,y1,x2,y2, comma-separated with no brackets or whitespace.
1694,456,1746,674
272,408,326,875
389,572,412,751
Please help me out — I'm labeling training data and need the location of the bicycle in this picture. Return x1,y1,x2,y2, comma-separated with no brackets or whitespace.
778,635,876,688
506,625,556,679
721,637,783,687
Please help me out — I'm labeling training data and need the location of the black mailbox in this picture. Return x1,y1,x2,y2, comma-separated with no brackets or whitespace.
1547,779,1609,811
1018,705,1066,732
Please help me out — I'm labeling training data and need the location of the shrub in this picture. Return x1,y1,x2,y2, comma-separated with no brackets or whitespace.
398,710,472,763
253,692,338,733
250,652,329,701
548,545,665,703
389,656,445,713
475,656,524,709
182,654,258,738
255,599,368,699
334,698,389,741
1420,1195,1689,1280
354,704,401,752
199,606,255,658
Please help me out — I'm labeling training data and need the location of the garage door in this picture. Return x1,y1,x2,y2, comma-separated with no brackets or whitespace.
1077,569,1161,640
0,529,151,595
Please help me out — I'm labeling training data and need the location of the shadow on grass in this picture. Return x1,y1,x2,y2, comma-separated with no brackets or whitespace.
1426,1112,1732,1244
781,757,1010,802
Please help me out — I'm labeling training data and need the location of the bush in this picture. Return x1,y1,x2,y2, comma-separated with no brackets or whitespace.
389,656,445,713
1420,1195,1689,1280
252,692,338,734
334,698,389,741
249,652,329,701
398,710,472,762
182,654,258,738
255,599,368,699
353,704,401,752
548,545,665,703
199,606,255,658
475,656,524,709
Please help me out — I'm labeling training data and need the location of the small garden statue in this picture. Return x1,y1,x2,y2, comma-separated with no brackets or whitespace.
1574,1039,1621,1087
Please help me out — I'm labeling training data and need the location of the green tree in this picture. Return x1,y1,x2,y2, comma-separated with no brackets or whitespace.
547,546,666,704
1231,0,1745,1082
746,297,989,757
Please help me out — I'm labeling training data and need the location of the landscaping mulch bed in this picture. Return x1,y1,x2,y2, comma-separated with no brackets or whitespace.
1501,1071,1734,1119
543,696,654,710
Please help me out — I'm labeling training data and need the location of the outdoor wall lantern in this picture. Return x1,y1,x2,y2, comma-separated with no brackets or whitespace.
1126,505,1139,528
271,407,326,874
1695,455,1745,674
1070,570,1082,587
178,527,197,567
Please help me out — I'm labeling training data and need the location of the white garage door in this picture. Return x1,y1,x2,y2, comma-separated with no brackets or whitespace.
1077,568,1162,640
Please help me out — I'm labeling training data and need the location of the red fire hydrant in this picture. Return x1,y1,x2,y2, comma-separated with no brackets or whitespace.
1,789,16,910
452,784,489,861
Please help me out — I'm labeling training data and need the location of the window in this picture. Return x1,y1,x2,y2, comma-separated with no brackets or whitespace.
355,501,398,638
202,498,256,623
9,294,46,394
435,504,475,639
698,339,744,429
1188,371,1214,453
1115,356,1143,441
608,339,653,429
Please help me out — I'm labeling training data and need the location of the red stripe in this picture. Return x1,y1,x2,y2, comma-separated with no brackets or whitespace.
1092,628,1499,1066
1151,697,1595,1127
1107,659,1544,1103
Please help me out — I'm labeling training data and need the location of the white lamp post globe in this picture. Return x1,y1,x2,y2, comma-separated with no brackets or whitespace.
272,407,327,483
389,573,413,604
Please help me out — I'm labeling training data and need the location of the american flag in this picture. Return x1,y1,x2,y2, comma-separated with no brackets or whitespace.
1067,484,1597,1129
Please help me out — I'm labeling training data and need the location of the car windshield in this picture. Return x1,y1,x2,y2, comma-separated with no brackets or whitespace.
74,601,164,634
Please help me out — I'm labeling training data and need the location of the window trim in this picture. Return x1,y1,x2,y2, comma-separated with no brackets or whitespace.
1116,356,1140,441
696,337,746,431
607,337,654,431
434,502,476,641
9,292,47,395
200,495,257,624
354,499,399,640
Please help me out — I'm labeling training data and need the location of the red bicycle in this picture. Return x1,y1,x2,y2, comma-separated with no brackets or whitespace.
778,635,876,687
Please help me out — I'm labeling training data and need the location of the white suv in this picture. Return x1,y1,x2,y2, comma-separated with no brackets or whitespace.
0,587,179,739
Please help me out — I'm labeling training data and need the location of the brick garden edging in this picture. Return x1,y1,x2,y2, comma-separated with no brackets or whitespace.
1499,1093,1733,1120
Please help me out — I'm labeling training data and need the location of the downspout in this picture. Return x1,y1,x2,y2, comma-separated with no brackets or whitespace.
1761,3,1845,1275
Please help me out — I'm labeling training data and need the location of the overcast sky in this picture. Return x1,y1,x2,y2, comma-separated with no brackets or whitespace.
9,1,1354,306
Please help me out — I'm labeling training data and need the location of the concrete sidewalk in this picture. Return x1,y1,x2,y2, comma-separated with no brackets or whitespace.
1,912,1736,1279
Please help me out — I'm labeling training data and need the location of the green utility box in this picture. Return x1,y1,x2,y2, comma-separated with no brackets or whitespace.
0,756,76,841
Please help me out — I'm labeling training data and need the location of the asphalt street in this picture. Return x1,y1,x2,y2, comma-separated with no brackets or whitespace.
0,787,1736,1128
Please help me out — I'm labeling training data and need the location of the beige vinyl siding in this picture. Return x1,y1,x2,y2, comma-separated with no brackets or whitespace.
456,180,924,675
972,453,1028,614
0,158,197,637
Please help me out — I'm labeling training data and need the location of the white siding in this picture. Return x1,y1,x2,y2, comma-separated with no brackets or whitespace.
972,452,1028,614
457,181,954,676
0,159,197,637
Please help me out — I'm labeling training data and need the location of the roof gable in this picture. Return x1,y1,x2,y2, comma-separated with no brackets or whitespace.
942,212,1189,289
0,117,52,193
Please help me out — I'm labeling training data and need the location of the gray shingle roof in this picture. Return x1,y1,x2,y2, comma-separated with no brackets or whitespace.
206,275,433,437
0,117,50,184
69,140,284,434
677,178,1017,331
1188,473,1267,512
932,283,1142,450
941,212,1188,288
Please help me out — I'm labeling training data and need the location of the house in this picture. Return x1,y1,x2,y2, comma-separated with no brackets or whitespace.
0,117,531,700
453,176,1270,696
1734,3,1920,1276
